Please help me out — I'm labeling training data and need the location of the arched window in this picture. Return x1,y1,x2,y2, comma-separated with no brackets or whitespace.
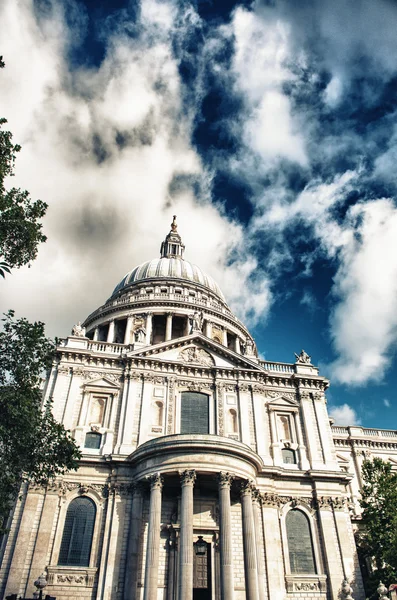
58,497,96,566
85,432,102,449
286,509,316,574
282,448,296,464
180,392,209,434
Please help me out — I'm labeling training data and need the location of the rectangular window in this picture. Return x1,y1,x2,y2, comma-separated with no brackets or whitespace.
180,392,209,434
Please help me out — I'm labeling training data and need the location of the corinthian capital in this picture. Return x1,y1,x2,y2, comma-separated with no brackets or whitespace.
240,479,255,497
218,471,234,489
179,469,197,487
147,472,164,490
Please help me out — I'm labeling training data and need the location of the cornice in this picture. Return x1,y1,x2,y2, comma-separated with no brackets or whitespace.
333,437,397,451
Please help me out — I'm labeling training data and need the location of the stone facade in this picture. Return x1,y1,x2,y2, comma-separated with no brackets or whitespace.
1,219,396,600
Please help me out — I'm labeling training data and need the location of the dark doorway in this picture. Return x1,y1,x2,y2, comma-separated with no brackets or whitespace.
193,541,211,600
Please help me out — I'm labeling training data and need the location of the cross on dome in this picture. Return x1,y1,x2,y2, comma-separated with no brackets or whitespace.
160,215,185,259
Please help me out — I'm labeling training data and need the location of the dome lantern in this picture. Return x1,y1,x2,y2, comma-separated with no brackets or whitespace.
160,215,185,259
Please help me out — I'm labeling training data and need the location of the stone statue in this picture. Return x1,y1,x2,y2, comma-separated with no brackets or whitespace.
242,337,255,356
294,349,311,364
189,310,204,334
134,326,146,343
71,321,85,337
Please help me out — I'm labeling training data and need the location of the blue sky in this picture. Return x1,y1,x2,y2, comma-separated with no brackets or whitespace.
1,0,397,429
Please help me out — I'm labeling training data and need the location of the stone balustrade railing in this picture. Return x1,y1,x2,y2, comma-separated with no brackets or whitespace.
259,361,295,373
331,425,397,439
87,341,127,354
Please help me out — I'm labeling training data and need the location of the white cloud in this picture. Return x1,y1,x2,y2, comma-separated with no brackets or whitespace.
323,75,343,108
329,403,360,426
229,7,307,166
0,0,271,337
328,199,397,384
384,398,391,408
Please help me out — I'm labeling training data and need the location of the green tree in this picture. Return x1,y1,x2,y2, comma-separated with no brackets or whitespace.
358,457,397,597
0,311,81,533
0,56,47,274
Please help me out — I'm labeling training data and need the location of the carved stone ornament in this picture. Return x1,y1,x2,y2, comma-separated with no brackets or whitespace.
238,382,250,393
218,472,234,489
240,479,255,496
315,496,347,511
189,310,204,333
83,371,121,385
110,483,135,497
167,377,176,435
178,346,214,367
295,349,312,364
147,472,164,490
285,575,327,594
71,321,85,337
242,337,255,357
57,365,71,376
47,566,97,588
180,469,197,486
58,481,109,498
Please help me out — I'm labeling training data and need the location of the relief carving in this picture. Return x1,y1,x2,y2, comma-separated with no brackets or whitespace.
178,347,214,367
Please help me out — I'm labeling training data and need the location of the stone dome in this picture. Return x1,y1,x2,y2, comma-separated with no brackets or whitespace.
111,257,226,301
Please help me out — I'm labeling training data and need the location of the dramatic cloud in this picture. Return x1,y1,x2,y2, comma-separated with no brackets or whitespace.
0,0,271,336
329,199,397,384
2,0,397,401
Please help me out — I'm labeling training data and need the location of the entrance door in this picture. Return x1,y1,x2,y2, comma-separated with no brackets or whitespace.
193,541,211,600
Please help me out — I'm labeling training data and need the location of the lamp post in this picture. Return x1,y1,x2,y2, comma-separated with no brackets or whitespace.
33,573,47,600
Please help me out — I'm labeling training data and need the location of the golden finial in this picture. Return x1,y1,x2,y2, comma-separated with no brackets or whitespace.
171,215,177,231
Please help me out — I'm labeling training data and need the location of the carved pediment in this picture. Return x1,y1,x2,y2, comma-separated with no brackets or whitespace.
178,346,215,367
128,333,265,371
82,374,121,390
268,394,298,408
267,394,298,409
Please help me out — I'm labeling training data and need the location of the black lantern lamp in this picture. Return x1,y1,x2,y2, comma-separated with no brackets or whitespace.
194,536,207,555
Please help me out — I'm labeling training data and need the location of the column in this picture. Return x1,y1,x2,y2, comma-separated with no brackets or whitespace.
269,408,282,465
178,470,196,600
125,483,144,600
205,320,212,338
124,314,134,345
223,328,228,346
143,473,163,600
300,391,323,469
261,499,285,600
145,313,153,346
4,489,43,597
218,472,234,600
292,411,310,470
240,481,259,600
26,489,59,595
313,393,338,469
166,312,173,341
107,319,115,343
316,499,345,600
93,327,99,341
184,317,190,336
252,493,266,600
235,338,241,354
333,504,365,599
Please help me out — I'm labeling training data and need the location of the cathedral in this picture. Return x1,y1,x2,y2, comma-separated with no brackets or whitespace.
1,217,397,600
